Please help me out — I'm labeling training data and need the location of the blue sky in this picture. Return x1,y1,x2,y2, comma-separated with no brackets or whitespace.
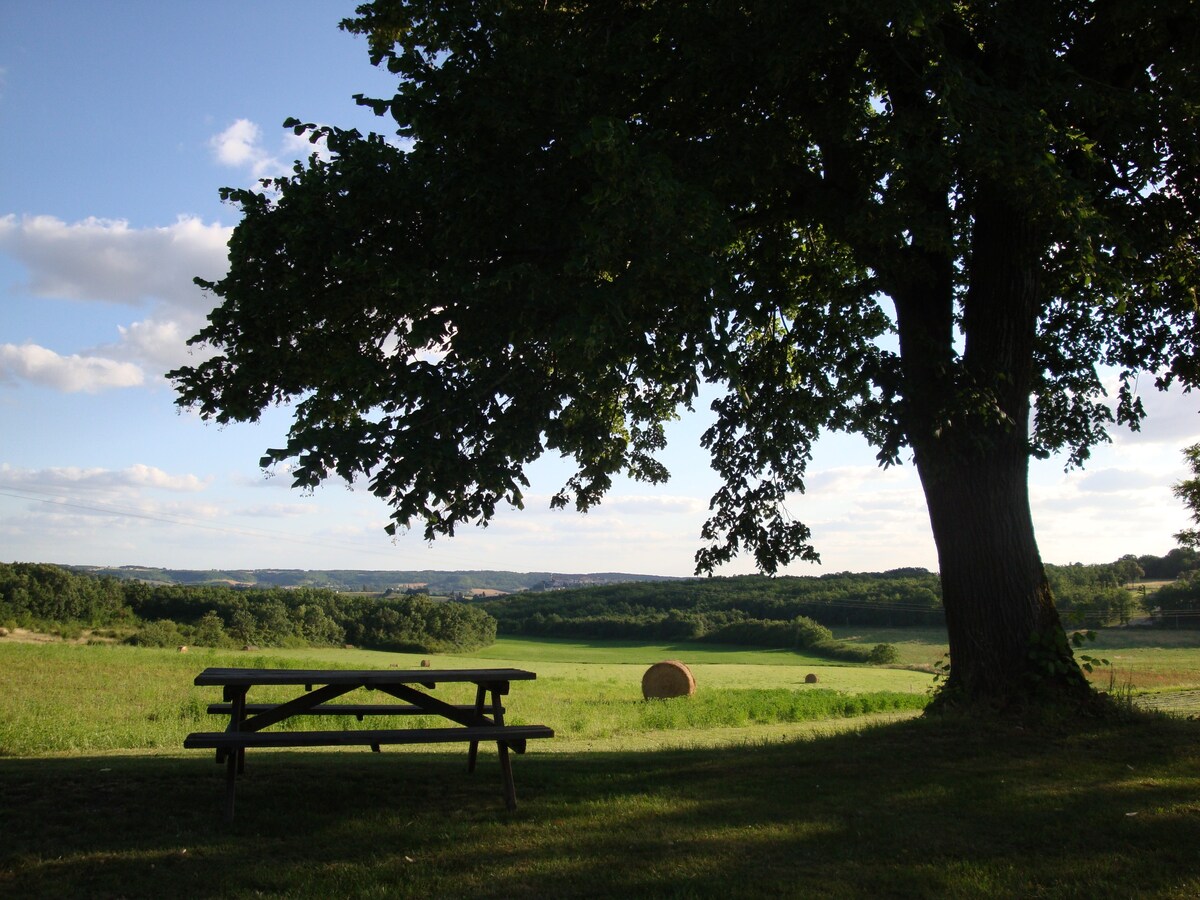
1,2,1197,577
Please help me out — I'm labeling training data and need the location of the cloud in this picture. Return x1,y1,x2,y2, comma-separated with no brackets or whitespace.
1075,468,1160,493
600,494,707,515
0,462,209,493
210,118,331,181
236,503,317,519
806,463,912,493
1111,385,1200,446
108,319,191,371
210,119,281,178
0,213,230,310
0,342,144,392
0,214,232,386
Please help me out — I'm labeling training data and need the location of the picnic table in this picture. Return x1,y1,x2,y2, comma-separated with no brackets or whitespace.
184,667,553,819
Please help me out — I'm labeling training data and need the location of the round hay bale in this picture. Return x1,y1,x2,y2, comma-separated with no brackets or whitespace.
804,673,819,684
0,627,9,637
642,660,696,699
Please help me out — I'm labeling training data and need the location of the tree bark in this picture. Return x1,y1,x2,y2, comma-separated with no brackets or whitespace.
917,438,1086,704
894,183,1090,707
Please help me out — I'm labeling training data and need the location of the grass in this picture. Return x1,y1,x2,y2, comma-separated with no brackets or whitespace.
834,625,1200,693
3,633,1200,897
2,716,1198,898
0,641,930,756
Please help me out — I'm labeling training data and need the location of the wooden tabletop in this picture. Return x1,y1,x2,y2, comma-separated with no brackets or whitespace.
193,667,537,687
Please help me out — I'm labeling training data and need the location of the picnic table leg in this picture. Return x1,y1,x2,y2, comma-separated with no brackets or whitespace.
224,745,238,821
226,686,249,774
491,687,517,811
498,743,517,811
467,683,487,773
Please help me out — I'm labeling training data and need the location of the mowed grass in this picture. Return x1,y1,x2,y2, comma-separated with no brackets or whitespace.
0,640,929,757
835,625,1200,693
2,716,1199,898
3,634,1200,897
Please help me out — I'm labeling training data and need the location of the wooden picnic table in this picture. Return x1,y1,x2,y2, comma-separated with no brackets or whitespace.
184,667,553,819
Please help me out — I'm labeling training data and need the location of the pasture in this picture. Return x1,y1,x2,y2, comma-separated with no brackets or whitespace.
2,632,1200,897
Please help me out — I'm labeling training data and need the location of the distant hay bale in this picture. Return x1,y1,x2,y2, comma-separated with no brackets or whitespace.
242,645,259,652
642,660,696,699
0,627,9,637
177,646,188,653
804,673,819,684
420,659,431,668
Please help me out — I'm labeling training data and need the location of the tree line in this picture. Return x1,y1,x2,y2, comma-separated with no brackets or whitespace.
481,555,1200,644
0,562,496,653
482,570,946,637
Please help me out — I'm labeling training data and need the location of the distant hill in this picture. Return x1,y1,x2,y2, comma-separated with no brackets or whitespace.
63,566,683,596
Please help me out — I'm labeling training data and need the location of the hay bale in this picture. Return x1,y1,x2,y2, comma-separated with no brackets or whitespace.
804,673,819,684
420,659,431,668
177,645,188,653
642,660,696,699
242,644,259,652
0,627,9,637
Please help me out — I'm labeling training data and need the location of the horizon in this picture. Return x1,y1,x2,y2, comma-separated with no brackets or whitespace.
3,3,1198,578
20,552,1183,582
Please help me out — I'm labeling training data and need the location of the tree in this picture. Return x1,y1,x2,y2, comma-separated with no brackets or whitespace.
171,1,1200,709
1174,444,1200,550
1149,570,1200,628
192,610,232,648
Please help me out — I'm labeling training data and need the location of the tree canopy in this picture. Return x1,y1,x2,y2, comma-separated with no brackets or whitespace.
172,1,1200,706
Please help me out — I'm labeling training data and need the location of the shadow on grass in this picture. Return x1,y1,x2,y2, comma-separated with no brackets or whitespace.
2,715,1199,899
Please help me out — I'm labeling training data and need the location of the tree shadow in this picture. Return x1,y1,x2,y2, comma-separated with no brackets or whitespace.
2,716,1198,898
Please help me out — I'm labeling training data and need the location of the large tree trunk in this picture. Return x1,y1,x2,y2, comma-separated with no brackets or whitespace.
916,435,1087,705
893,183,1091,708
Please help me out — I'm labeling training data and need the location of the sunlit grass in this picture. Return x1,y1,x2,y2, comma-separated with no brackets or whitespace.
0,641,928,757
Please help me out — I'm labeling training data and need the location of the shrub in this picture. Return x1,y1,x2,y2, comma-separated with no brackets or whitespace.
808,639,874,663
128,619,185,647
867,643,899,665
189,610,233,648
793,615,834,648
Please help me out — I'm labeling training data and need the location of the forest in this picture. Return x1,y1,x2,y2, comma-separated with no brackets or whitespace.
3,551,1197,658
0,562,496,653
480,552,1200,641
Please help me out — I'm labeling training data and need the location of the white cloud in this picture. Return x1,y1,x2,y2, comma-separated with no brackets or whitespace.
109,319,191,370
0,213,230,310
0,462,209,493
236,503,317,519
1111,385,1200,446
211,119,264,167
210,118,331,181
0,214,232,386
0,342,144,392
210,118,281,178
601,494,707,515
1075,468,1161,493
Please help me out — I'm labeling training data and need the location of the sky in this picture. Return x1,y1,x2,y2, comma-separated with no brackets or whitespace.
1,2,1198,578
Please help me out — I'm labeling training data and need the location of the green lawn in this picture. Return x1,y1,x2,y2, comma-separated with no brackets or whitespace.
833,625,1200,693
2,716,1198,898
2,634,1200,897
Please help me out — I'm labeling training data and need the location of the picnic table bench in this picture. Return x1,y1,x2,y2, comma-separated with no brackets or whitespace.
184,667,553,819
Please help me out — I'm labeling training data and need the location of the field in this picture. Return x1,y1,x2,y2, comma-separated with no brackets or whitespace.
2,631,1200,897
